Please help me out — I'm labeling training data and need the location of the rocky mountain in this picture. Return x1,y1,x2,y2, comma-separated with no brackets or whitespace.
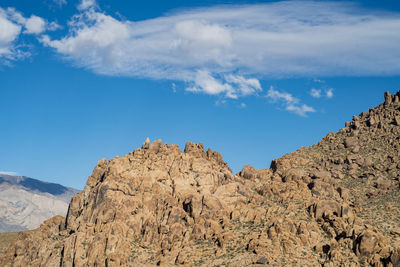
0,174,79,232
1,91,400,266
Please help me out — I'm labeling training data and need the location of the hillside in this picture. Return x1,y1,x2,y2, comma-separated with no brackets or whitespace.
0,174,79,232
1,91,400,266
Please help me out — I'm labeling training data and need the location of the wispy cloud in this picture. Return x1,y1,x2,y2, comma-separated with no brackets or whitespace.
77,0,97,11
42,1,400,80
7,8,59,35
53,0,67,7
286,104,315,117
0,8,24,62
39,1,400,110
310,88,334,99
266,87,315,117
3,1,399,114
266,87,299,104
0,7,58,64
310,88,322,98
326,88,334,98
313,78,325,84
186,70,235,97
185,70,262,99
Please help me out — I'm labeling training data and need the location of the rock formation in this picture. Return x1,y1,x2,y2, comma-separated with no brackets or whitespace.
1,91,400,266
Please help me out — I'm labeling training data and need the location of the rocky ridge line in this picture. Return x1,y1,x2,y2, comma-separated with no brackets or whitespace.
1,91,400,266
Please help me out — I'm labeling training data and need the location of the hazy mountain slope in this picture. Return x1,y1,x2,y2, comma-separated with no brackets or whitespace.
1,91,400,266
0,174,79,232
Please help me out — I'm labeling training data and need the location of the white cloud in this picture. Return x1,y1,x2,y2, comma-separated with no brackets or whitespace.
0,10,21,44
24,15,46,34
311,87,334,99
313,78,325,83
0,8,23,62
40,1,400,108
2,1,395,111
266,87,298,104
6,8,57,35
48,22,62,31
224,74,262,96
174,20,232,48
6,8,26,25
42,11,131,70
326,88,334,98
310,88,322,98
186,70,235,98
0,7,57,64
266,87,315,117
78,0,97,11
37,1,400,108
286,104,316,117
42,1,400,83
185,70,262,99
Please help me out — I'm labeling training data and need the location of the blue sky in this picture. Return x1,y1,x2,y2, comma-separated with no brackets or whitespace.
0,0,399,189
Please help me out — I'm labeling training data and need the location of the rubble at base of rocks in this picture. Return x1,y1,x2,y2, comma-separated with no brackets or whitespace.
2,91,400,267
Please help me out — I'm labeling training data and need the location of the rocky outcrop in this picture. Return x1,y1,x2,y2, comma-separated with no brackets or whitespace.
2,91,400,266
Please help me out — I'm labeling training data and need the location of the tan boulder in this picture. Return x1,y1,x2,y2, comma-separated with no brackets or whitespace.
344,137,358,148
355,230,385,257
149,139,162,153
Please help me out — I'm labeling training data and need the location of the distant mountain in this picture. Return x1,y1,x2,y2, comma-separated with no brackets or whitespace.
0,174,79,232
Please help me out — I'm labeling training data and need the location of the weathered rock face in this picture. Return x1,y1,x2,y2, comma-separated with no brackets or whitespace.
2,141,266,266
2,91,400,266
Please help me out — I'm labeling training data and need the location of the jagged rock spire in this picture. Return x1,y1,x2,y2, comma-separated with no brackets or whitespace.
142,137,150,149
